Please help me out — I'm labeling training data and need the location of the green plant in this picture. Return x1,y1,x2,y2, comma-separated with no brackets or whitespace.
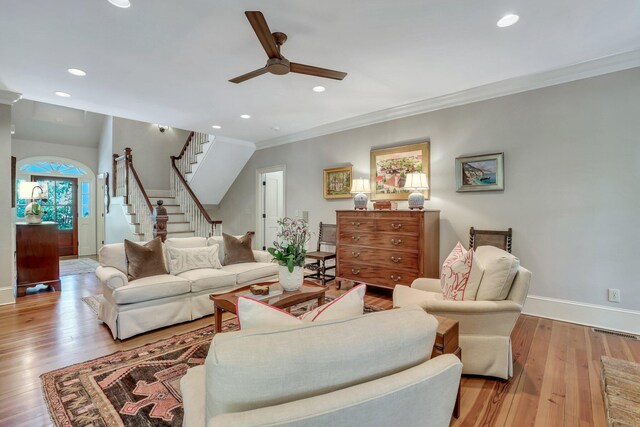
267,217,311,272
25,203,41,216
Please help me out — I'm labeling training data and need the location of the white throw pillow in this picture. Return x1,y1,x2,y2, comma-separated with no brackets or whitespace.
166,245,222,275
474,246,520,300
237,284,366,330
441,242,484,301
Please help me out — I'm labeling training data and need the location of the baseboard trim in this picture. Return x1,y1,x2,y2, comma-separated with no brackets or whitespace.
523,295,640,335
0,286,15,306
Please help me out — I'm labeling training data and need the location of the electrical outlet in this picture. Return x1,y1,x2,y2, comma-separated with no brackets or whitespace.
608,288,621,303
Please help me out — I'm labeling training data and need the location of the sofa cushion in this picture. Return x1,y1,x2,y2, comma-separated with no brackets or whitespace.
125,237,168,281
237,284,366,330
474,246,520,301
177,268,237,293
204,306,439,421
208,235,245,266
222,262,278,284
441,242,483,301
165,237,208,248
167,245,222,275
222,233,256,265
108,274,191,304
99,243,127,274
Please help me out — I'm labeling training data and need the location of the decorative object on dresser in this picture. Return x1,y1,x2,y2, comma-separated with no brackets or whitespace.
470,227,513,253
267,217,311,291
350,178,371,210
18,181,48,224
373,200,397,210
323,165,352,199
16,222,60,297
336,210,440,290
304,222,337,286
455,152,504,192
371,141,430,201
404,172,430,210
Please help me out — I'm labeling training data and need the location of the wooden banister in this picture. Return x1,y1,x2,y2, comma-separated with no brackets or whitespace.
170,156,221,226
176,131,195,160
128,158,153,213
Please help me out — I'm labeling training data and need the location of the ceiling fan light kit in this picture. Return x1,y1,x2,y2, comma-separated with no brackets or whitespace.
229,11,347,84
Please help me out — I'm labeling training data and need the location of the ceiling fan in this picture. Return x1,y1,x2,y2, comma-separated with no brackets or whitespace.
229,11,348,84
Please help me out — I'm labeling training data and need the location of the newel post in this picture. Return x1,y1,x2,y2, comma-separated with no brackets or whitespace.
152,200,168,242
112,153,118,197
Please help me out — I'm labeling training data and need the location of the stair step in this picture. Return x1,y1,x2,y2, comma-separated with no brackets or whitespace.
167,222,192,233
167,230,196,238
146,189,172,198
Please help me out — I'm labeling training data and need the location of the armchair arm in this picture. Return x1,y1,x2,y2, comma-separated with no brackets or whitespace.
411,278,442,293
252,250,273,264
95,266,128,290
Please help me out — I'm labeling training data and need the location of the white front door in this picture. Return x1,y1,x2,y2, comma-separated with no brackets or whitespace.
259,170,284,250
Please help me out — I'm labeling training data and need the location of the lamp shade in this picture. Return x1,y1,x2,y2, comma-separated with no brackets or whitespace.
404,173,429,190
19,182,48,200
350,178,371,194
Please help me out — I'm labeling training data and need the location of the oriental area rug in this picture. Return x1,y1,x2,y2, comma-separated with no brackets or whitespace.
44,299,383,426
601,355,640,427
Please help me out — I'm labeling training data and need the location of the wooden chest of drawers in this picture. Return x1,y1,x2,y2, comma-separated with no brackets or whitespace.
336,210,440,290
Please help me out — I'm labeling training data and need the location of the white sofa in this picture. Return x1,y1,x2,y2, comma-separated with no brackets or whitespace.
181,306,462,427
95,236,278,340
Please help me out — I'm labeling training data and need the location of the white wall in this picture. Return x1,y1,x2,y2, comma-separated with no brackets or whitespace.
112,118,188,190
216,68,640,316
0,104,15,304
12,138,98,173
97,115,113,177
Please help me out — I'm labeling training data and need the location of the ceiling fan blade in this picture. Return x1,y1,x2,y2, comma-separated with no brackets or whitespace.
290,63,347,80
245,11,281,59
229,67,269,84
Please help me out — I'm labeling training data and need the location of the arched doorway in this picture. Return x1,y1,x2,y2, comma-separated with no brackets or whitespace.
15,157,96,256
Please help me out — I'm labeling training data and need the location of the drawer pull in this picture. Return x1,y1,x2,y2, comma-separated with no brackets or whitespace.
351,268,360,275
391,238,403,246
351,236,361,242
351,221,361,227
351,251,361,258
390,274,402,282
391,223,403,229
391,256,402,263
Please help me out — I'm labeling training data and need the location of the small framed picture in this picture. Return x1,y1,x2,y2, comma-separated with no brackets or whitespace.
323,166,353,199
455,152,504,192
370,142,430,201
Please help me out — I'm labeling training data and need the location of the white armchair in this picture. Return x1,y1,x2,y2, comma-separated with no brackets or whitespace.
393,246,531,380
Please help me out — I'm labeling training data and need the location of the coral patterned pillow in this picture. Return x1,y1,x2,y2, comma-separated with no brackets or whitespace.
441,242,483,301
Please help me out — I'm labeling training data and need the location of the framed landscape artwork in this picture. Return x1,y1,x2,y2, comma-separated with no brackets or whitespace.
323,166,353,199
455,152,504,192
370,142,430,201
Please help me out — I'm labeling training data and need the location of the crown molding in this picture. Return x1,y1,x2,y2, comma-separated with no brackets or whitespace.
0,89,22,105
256,48,640,150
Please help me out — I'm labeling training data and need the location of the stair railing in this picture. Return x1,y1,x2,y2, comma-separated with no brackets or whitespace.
113,147,154,240
170,131,222,237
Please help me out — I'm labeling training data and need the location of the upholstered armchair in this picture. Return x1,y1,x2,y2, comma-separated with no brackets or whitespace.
393,246,531,380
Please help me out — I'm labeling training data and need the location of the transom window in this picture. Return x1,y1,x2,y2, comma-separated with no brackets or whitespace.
19,161,87,176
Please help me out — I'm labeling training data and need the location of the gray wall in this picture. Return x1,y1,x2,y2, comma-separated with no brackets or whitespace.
12,138,98,173
216,68,640,311
98,115,113,177
0,104,14,304
112,118,188,190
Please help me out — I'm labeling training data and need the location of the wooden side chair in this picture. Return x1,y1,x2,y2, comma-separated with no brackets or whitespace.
304,222,337,286
469,227,512,253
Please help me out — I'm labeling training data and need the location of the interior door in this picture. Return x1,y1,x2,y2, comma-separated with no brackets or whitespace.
261,171,284,250
33,175,78,257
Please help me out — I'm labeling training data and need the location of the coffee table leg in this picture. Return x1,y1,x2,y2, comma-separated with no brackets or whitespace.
318,295,325,307
215,305,223,333
454,347,461,418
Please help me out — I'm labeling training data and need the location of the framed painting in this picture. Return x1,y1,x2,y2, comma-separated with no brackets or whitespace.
455,152,504,192
323,166,353,199
370,142,430,200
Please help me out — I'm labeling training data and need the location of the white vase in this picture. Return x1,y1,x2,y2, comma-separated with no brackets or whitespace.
279,265,304,291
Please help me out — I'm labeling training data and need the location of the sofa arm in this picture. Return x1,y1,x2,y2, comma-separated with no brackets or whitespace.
252,250,273,264
411,278,442,293
95,266,128,290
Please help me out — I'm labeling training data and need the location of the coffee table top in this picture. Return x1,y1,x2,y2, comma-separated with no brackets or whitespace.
210,280,326,313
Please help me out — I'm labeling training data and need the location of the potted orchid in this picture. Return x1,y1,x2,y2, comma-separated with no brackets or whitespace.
267,217,311,291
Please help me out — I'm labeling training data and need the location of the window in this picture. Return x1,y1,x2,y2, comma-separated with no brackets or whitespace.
19,161,87,176
81,182,90,218
37,179,75,230
15,178,27,218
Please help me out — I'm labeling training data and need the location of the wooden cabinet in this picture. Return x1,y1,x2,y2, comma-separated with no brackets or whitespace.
336,210,440,290
16,222,60,297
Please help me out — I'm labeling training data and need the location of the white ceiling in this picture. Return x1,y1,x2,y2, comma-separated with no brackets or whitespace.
1,0,639,146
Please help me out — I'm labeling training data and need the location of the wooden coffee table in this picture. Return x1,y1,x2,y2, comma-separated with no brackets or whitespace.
209,280,326,333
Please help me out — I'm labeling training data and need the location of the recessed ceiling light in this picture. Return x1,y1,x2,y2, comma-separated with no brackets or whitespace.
108,0,131,8
68,68,86,76
271,126,280,131
497,14,519,28
240,114,251,119
55,91,71,98
212,125,222,129
312,86,326,93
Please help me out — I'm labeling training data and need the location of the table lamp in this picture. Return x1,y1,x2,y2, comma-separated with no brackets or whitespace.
404,172,429,210
19,181,48,224
350,178,371,210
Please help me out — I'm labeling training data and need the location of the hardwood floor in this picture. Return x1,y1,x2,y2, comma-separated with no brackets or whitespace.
0,275,637,426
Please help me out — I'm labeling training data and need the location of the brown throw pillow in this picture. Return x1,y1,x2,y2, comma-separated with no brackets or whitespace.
223,233,256,265
124,237,168,281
